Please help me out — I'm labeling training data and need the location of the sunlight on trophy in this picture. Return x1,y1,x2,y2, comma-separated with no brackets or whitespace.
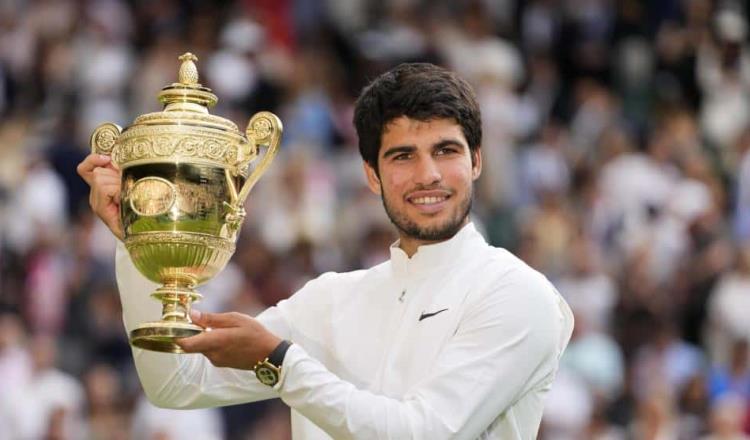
89,53,282,353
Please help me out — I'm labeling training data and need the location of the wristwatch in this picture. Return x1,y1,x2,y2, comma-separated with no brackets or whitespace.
253,340,292,386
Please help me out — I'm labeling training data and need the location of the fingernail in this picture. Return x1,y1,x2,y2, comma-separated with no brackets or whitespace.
190,309,201,321
98,154,110,161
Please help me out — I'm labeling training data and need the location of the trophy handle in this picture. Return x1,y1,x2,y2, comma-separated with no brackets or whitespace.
238,111,282,204
90,122,123,164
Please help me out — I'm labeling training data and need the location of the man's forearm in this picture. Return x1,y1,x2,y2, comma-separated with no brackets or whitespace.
115,243,278,407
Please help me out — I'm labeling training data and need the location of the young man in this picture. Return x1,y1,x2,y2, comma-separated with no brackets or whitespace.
78,63,573,439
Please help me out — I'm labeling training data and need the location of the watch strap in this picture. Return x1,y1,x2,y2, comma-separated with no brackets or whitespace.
267,339,292,368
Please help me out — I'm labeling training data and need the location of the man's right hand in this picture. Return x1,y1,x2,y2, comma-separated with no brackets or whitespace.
77,154,124,241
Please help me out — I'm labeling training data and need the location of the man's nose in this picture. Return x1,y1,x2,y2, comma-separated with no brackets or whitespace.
414,156,441,185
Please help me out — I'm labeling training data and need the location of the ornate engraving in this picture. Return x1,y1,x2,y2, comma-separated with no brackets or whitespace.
250,118,272,142
116,133,239,166
176,136,201,156
126,231,235,254
90,123,122,155
248,117,272,143
152,136,176,156
135,112,239,131
129,177,176,217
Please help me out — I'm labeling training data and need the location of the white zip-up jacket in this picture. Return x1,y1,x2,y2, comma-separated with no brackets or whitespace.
115,223,574,439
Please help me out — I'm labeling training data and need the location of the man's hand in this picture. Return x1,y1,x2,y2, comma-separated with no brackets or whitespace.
76,154,124,241
176,310,282,370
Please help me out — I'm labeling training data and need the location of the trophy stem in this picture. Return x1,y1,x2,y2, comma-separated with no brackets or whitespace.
129,285,204,354
152,285,203,322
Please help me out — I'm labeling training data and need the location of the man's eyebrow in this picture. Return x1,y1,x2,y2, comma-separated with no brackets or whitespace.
381,145,416,159
432,139,467,150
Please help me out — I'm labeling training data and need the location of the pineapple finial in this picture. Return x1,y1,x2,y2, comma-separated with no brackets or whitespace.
177,53,199,85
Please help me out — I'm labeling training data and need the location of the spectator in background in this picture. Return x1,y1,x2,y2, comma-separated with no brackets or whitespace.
0,312,32,439
81,363,129,440
560,312,625,401
735,129,750,241
698,9,750,151
701,394,750,440
632,319,705,402
556,236,617,334
709,340,750,403
1,334,84,440
706,245,750,364
131,395,224,440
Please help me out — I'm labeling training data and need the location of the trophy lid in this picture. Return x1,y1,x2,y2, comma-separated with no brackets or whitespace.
132,52,240,133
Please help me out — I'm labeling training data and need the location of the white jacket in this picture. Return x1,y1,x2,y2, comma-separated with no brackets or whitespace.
116,223,574,439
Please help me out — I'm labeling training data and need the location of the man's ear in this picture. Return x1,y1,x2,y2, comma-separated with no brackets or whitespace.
471,149,482,180
363,162,382,195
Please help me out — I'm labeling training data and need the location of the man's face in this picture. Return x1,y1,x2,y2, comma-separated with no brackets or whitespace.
364,116,481,246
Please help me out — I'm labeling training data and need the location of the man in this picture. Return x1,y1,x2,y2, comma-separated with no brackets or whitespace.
78,63,574,439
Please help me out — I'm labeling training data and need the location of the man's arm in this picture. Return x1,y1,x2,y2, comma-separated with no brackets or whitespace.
116,242,286,407
79,152,288,407
179,268,574,439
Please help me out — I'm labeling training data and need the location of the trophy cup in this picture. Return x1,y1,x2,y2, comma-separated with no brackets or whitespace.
90,53,282,353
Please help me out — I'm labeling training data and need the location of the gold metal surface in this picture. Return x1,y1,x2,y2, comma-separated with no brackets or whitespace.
129,177,177,217
90,53,282,353
90,123,122,156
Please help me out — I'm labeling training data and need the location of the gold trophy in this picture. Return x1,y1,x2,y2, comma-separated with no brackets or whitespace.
90,53,282,353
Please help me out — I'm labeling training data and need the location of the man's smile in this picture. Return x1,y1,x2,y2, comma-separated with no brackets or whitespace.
406,190,452,213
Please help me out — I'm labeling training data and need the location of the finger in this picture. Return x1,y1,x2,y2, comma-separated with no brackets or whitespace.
77,154,111,174
77,154,112,184
90,183,121,209
189,310,245,329
92,166,120,180
90,171,121,201
176,328,229,353
91,177,121,195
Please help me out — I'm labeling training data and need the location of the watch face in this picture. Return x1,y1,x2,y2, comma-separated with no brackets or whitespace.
255,365,279,386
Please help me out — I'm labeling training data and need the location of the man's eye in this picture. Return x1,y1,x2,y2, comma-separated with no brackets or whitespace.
436,147,457,155
393,153,411,160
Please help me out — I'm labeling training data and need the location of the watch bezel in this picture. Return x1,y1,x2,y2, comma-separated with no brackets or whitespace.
254,362,280,386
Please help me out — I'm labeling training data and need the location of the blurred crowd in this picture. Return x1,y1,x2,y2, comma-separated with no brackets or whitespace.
3,0,750,439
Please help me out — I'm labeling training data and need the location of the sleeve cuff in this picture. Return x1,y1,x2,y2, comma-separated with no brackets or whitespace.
273,342,305,392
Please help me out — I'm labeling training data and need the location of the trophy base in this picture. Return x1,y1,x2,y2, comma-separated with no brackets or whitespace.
130,321,203,354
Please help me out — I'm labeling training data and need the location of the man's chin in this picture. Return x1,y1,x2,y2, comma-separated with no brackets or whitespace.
399,217,466,242
383,192,472,243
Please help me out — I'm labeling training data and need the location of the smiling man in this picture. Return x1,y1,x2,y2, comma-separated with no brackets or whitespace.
79,63,574,439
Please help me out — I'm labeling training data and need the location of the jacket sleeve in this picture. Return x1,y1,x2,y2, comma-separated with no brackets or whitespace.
115,242,288,408
274,268,574,440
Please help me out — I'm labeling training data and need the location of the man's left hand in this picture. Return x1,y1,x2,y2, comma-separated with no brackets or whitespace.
176,311,282,370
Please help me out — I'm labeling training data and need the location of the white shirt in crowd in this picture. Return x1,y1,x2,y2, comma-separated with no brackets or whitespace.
116,223,574,439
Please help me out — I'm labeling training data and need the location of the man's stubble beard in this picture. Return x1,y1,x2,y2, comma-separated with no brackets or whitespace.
381,185,473,242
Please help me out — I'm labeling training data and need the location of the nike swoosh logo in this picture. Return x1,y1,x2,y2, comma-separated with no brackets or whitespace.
419,308,449,321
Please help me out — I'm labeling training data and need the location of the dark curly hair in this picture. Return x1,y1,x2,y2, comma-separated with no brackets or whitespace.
353,63,482,171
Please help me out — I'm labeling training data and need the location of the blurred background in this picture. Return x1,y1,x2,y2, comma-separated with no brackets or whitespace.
2,0,750,438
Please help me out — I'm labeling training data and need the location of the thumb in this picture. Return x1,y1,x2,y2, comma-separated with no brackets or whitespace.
190,310,242,329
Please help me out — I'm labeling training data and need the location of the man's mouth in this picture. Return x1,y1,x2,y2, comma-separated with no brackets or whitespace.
411,195,449,205
406,191,452,213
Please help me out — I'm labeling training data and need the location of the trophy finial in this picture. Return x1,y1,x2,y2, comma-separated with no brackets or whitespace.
177,52,199,85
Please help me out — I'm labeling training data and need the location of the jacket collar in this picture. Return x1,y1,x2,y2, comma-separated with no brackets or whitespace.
389,222,482,277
